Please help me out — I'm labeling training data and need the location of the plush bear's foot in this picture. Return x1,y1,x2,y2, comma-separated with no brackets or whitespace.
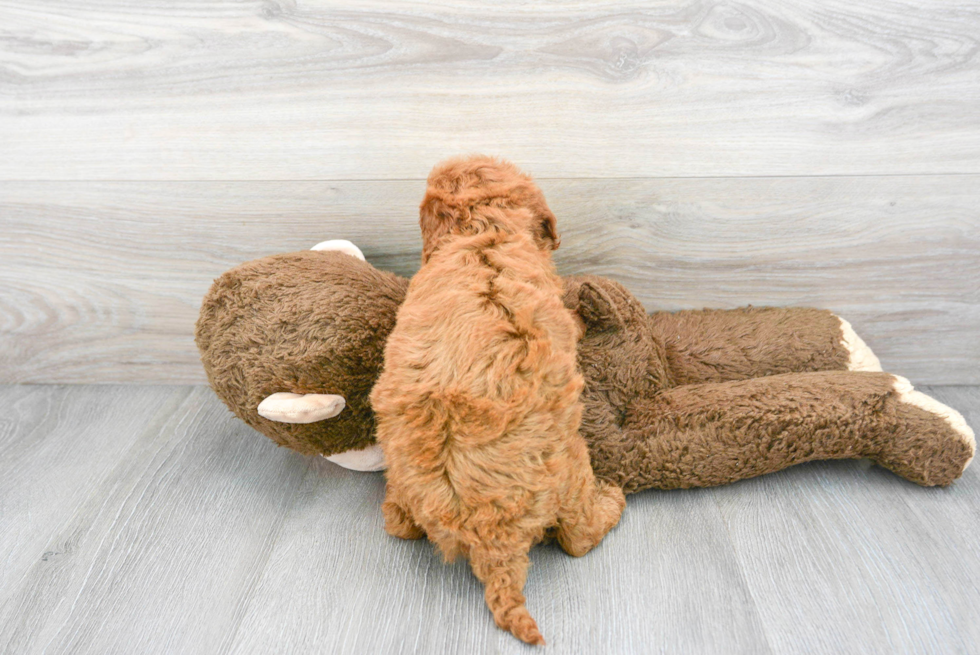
875,376,975,485
836,316,883,372
893,376,975,463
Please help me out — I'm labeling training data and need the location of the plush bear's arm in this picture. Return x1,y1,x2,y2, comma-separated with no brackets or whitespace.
646,307,881,385
590,371,973,493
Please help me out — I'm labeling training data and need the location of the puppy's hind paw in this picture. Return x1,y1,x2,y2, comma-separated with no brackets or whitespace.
382,501,425,540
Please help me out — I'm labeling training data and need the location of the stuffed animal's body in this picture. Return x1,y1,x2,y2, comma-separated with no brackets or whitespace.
196,247,975,491
563,275,974,490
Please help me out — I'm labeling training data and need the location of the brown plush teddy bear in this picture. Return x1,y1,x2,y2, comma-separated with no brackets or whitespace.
195,242,974,490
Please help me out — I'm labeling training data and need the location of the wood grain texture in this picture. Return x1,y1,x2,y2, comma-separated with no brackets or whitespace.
1,175,977,384
0,384,977,654
0,386,312,654
714,385,980,655
1,1,979,179
0,385,191,594
224,460,772,655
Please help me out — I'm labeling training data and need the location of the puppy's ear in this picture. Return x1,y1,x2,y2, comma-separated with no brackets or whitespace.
419,193,457,263
577,282,625,332
533,202,560,251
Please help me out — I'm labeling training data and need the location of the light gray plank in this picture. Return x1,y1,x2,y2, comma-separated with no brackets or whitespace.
1,175,976,384
0,384,191,594
1,1,978,180
1,384,977,654
713,386,980,655
0,386,311,655
225,458,771,655
552,176,980,386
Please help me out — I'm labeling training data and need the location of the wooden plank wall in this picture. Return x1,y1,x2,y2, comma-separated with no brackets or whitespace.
1,1,978,384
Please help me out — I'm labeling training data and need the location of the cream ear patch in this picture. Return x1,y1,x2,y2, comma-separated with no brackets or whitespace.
837,316,883,372
310,239,366,261
892,376,976,469
257,393,346,423
324,444,387,472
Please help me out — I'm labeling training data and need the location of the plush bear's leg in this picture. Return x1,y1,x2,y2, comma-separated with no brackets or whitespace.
646,307,881,385
381,490,424,540
608,371,974,493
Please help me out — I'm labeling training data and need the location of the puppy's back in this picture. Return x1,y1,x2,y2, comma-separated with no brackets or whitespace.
373,231,582,515
379,231,578,409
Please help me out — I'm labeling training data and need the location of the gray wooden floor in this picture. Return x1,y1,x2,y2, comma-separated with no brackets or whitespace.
2,383,978,655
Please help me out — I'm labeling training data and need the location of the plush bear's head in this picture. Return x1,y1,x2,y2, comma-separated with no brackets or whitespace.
195,250,408,456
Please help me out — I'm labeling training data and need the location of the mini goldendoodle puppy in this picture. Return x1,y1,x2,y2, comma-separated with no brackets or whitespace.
370,156,626,645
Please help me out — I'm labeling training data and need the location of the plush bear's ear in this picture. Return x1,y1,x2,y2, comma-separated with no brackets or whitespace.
577,281,625,332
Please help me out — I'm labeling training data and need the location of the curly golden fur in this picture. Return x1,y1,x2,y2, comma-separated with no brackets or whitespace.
370,156,625,645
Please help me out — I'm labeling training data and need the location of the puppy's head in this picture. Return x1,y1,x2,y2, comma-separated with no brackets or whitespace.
419,155,559,263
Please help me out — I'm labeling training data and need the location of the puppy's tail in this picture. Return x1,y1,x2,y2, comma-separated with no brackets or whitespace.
470,549,544,646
